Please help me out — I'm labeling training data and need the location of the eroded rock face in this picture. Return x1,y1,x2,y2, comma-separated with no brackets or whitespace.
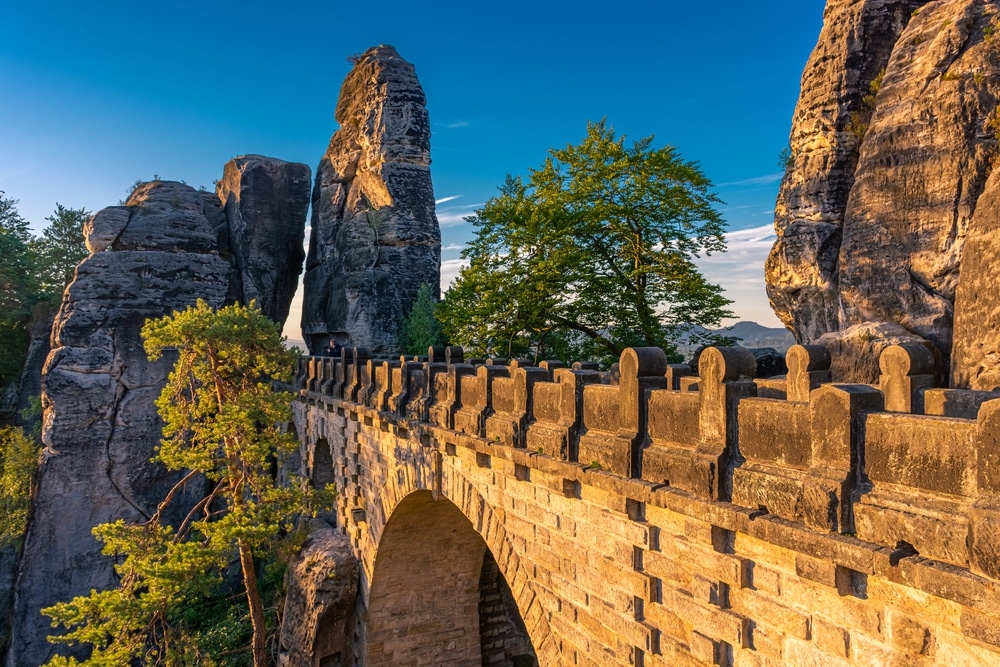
8,166,310,666
217,155,312,323
302,45,441,354
277,522,359,667
767,0,926,343
768,0,1000,382
839,0,1000,364
952,168,1000,389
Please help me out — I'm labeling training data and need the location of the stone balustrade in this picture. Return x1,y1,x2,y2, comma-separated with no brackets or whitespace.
296,342,1000,581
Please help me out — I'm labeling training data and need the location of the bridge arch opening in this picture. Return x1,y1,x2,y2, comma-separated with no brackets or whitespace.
364,490,537,666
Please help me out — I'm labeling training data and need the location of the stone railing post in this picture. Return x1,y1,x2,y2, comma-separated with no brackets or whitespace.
345,347,371,403
410,346,448,422
696,346,757,500
388,359,417,416
510,362,549,448
318,357,336,396
527,368,600,460
972,399,1000,580
306,357,321,393
429,362,476,429
618,348,668,476
372,360,400,411
539,360,565,378
879,343,936,413
295,356,309,390
805,385,883,533
786,344,831,402
454,365,509,438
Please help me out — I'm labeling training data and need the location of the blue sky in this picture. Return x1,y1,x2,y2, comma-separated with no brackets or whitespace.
0,1,826,337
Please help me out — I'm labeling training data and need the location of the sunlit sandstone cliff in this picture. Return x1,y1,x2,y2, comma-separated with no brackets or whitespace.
7,158,310,667
767,0,1000,385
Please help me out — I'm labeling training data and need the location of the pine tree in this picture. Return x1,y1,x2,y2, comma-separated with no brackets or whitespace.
44,301,331,666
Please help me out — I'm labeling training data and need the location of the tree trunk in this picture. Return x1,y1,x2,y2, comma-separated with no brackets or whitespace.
239,538,268,667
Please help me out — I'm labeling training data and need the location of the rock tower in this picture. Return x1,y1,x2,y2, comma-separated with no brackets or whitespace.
302,45,442,354
7,157,310,667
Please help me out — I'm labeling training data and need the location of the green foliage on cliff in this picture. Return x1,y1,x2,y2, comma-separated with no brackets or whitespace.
401,283,446,355
0,425,40,547
438,120,733,364
44,301,332,667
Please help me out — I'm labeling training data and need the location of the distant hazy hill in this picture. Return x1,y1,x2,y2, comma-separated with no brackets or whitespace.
677,321,795,357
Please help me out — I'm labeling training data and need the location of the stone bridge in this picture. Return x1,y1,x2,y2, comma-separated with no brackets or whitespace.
292,344,1000,666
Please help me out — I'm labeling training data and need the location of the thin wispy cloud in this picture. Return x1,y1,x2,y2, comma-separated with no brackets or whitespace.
440,258,468,290
716,172,784,188
445,121,470,129
443,243,465,252
436,202,483,228
435,195,461,205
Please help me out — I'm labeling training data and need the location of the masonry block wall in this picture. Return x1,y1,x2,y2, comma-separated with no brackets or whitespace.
294,343,1000,666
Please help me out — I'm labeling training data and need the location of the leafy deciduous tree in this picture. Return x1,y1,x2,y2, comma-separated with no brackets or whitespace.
44,301,330,667
439,121,734,364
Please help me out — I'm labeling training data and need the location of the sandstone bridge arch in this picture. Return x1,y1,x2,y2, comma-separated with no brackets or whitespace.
293,346,1000,666
294,394,558,665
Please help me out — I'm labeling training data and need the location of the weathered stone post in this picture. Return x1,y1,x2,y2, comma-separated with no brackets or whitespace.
429,360,475,429
527,368,601,461
344,347,371,403
971,399,1000,580
804,384,883,533
454,364,509,438
485,360,548,448
371,360,400,411
619,347,668,477
695,347,757,500
665,363,693,391
879,343,935,414
786,344,831,402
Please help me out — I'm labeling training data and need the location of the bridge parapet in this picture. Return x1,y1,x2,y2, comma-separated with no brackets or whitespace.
295,342,1000,663
296,342,1000,577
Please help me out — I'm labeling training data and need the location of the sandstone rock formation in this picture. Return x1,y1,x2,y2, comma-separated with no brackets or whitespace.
767,0,926,343
8,160,310,666
952,168,1000,389
277,522,359,667
767,0,1000,380
217,156,311,324
302,45,441,354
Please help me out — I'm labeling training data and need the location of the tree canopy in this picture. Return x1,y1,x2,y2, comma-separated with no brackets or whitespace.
44,301,330,667
438,121,734,364
0,193,89,388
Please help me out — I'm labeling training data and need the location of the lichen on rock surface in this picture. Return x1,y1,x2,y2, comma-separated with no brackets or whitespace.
302,44,441,354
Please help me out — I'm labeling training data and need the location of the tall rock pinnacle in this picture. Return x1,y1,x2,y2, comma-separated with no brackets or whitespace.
302,45,442,354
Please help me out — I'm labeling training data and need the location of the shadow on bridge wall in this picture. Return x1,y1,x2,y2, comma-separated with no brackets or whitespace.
293,342,1000,666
